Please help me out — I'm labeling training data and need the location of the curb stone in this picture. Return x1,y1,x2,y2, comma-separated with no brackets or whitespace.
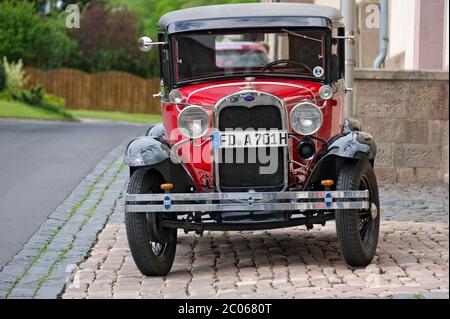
0,142,130,299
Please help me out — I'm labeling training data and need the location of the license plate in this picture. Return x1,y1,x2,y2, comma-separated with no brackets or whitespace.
212,130,288,149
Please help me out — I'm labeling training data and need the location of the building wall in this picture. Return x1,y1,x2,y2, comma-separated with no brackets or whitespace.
353,69,449,183
305,0,449,70
366,0,448,70
415,0,447,70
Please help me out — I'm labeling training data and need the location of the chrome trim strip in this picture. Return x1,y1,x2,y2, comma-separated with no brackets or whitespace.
126,202,369,213
125,190,369,201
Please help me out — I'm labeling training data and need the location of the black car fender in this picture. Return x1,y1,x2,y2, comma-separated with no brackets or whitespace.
124,123,170,167
305,131,377,188
124,123,196,193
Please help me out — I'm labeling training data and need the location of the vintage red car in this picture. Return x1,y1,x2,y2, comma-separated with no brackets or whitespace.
125,2,379,276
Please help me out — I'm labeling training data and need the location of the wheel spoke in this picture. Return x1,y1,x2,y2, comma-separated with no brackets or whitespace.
360,219,371,239
151,241,167,256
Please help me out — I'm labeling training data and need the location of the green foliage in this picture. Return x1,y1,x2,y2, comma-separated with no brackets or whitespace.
67,1,150,77
18,85,72,119
106,0,257,38
0,59,6,91
20,85,45,106
0,1,76,69
1,55,71,119
43,93,66,108
0,0,258,79
2,57,28,98
104,0,257,77
0,90,14,101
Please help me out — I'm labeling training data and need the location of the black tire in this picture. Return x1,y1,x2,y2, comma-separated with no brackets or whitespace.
335,158,380,267
125,168,177,276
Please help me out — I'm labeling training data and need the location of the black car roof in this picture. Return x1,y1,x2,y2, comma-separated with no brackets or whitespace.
159,3,342,33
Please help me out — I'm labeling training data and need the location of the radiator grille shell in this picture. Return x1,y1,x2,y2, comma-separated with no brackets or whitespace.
215,92,288,192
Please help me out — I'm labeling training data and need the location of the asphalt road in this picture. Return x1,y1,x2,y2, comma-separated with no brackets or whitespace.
0,119,146,269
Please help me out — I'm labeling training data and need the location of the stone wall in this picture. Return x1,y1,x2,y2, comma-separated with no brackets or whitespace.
353,69,449,183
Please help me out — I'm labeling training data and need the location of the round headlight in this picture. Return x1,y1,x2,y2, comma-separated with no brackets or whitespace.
319,85,333,100
177,106,210,139
169,89,184,104
290,102,323,136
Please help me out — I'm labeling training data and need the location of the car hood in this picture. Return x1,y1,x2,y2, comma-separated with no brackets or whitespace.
177,78,323,107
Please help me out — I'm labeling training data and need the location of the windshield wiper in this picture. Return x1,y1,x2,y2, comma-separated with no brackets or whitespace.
281,29,323,43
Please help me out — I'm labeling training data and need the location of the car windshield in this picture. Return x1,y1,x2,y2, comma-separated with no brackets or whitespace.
172,28,327,83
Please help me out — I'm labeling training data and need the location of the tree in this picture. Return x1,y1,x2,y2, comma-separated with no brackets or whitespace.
104,0,258,77
106,0,257,38
67,0,150,76
0,0,76,68
0,59,6,91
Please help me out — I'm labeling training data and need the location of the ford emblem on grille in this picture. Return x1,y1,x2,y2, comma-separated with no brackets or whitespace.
244,95,255,102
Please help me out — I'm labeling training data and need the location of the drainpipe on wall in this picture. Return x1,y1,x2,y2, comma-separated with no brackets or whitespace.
340,0,356,118
373,0,389,68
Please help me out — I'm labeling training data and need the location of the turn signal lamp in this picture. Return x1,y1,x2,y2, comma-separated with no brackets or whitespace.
321,180,335,187
160,183,174,191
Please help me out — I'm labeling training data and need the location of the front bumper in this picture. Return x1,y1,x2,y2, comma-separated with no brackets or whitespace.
125,190,370,213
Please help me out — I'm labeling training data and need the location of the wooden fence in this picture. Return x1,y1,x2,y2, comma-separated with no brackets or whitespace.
24,68,161,114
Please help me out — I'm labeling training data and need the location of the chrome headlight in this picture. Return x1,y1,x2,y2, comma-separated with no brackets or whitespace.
290,102,323,136
177,106,210,139
169,89,184,104
319,85,333,100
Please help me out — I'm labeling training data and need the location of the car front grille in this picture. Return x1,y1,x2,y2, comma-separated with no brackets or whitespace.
217,105,286,192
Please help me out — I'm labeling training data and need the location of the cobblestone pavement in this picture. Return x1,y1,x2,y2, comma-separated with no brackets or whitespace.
380,184,449,222
62,182,449,299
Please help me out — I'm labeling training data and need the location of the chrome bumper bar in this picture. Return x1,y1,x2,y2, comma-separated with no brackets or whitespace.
125,190,370,213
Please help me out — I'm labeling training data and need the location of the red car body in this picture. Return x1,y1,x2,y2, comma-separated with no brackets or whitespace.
162,78,344,192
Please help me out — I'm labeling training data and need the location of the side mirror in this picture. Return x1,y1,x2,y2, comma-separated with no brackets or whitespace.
330,54,340,83
138,36,168,53
138,36,154,52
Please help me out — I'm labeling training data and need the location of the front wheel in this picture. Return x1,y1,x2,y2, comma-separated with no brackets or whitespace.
335,159,380,267
125,168,177,276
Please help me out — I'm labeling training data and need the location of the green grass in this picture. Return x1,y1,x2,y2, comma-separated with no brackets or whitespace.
0,99,162,124
70,109,162,124
0,99,74,121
